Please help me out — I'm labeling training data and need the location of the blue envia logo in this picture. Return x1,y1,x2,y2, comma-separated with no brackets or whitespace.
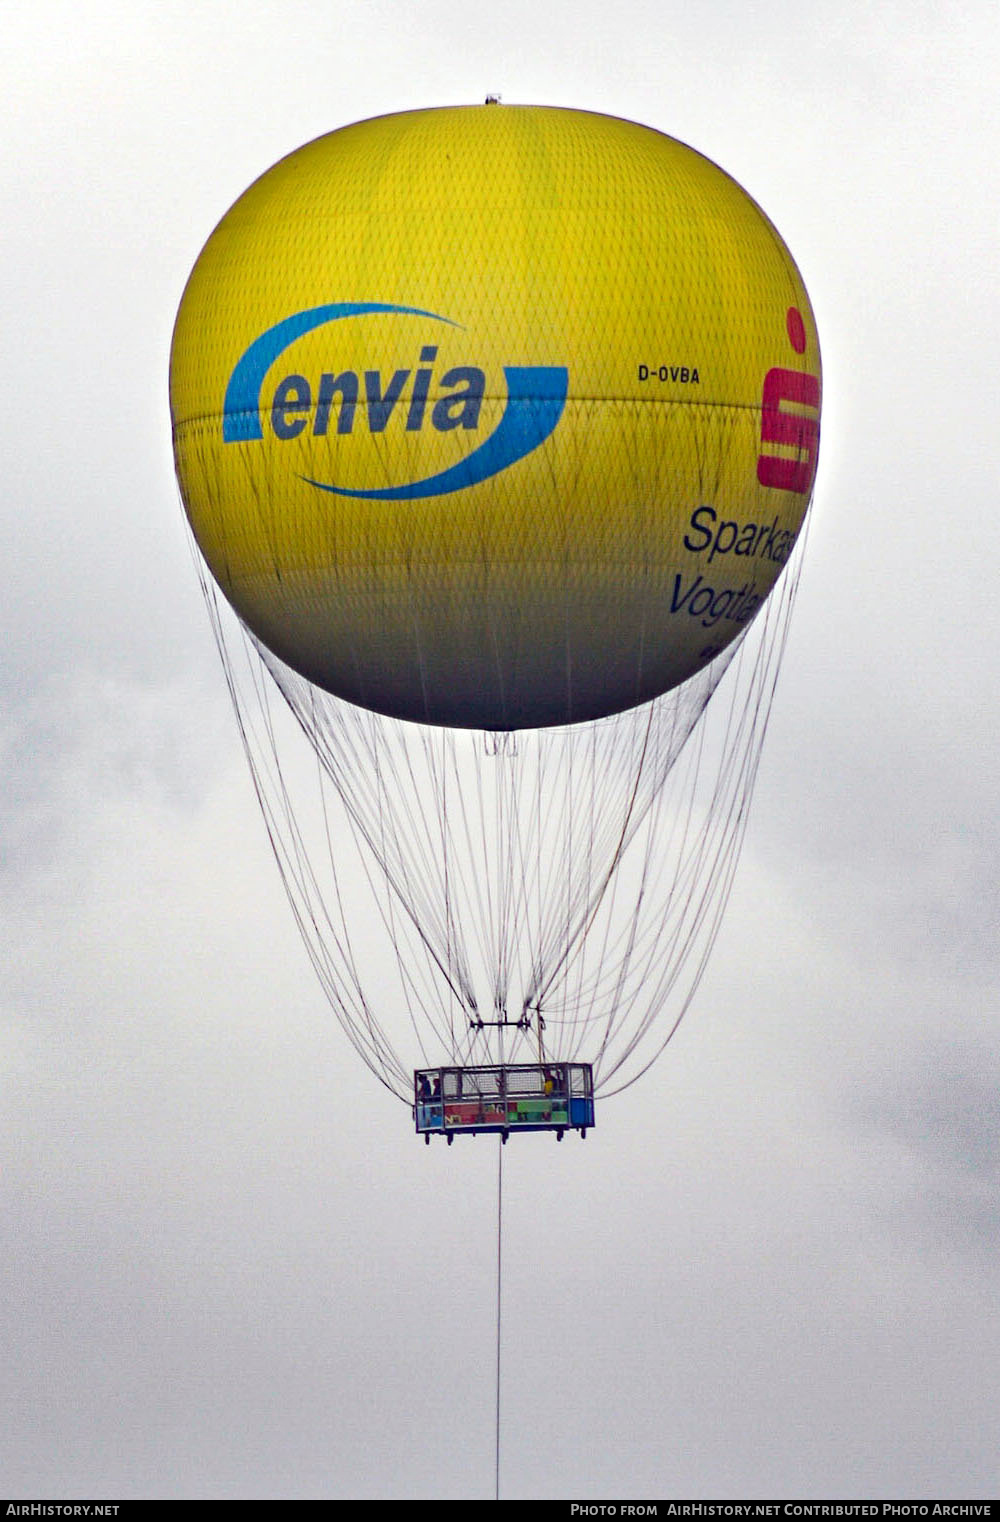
222,302,568,501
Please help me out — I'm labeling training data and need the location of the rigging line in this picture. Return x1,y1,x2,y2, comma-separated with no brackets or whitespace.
528,731,564,984
270,664,477,1018
369,719,454,969
265,686,431,1072
311,698,368,1006
492,737,516,1031
600,589,801,1094
496,679,716,1066
500,734,527,1017
508,734,543,1010
511,729,547,1028
569,715,629,1052
529,700,657,1012
309,711,425,1080
486,732,510,1024
391,721,455,940
422,725,463,1046
577,705,748,1077
247,666,411,1089
495,734,517,1019
246,644,458,1082
449,735,502,1021
597,661,771,1074
309,689,461,1003
589,794,662,1065
439,730,485,1058
207,605,409,1094
492,741,519,1021
527,676,717,1016
491,739,520,1019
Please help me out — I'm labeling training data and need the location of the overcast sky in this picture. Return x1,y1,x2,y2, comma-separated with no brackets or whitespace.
3,0,999,1501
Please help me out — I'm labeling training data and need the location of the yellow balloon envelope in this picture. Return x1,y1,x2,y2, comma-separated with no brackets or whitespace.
170,104,821,728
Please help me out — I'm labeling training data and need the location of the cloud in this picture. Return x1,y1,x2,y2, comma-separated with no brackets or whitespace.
851,1043,1000,1253
3,0,1000,1497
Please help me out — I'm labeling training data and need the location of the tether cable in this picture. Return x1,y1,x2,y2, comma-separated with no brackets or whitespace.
495,1135,504,1500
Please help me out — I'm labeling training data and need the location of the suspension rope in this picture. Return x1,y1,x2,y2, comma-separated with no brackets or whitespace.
185,488,810,1097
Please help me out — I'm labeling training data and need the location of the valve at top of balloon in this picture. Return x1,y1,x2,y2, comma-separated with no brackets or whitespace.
170,104,820,730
